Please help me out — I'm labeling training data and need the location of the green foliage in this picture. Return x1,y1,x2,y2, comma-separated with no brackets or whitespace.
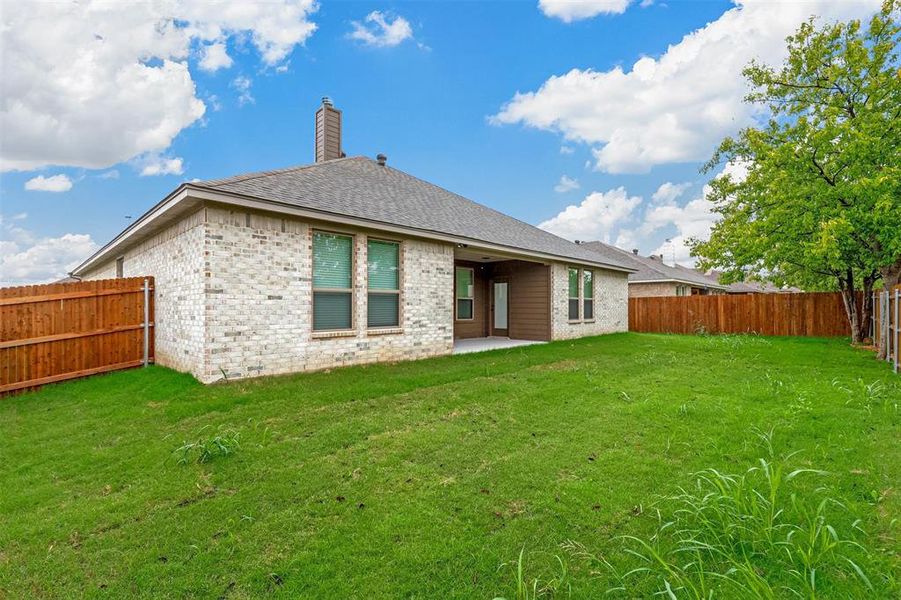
692,1,901,300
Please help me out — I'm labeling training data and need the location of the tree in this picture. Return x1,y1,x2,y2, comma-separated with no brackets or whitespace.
691,1,901,344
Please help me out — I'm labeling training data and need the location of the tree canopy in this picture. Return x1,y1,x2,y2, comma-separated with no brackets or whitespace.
691,1,901,341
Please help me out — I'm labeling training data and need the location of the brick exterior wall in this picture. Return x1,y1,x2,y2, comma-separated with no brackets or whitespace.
550,263,629,340
629,281,679,297
83,203,629,382
200,206,454,382
82,210,206,375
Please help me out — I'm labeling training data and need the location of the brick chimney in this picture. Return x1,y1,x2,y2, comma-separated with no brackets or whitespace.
315,97,342,162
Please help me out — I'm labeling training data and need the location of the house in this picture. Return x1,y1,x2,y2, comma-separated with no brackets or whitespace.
72,98,635,383
580,242,726,297
705,270,801,294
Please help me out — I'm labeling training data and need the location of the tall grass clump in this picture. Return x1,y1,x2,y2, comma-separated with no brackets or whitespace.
494,548,571,600
571,430,893,598
171,426,241,465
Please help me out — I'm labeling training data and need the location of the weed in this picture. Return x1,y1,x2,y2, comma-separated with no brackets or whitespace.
833,378,898,414
172,426,241,465
494,548,571,600
567,431,889,598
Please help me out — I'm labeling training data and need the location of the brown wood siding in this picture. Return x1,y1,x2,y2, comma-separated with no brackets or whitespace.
453,261,489,339
490,261,551,341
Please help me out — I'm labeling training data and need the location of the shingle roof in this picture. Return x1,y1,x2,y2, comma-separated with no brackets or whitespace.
193,156,635,271
581,241,724,288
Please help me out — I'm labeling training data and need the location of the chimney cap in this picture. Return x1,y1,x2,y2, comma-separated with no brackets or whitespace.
321,96,333,107
376,153,387,166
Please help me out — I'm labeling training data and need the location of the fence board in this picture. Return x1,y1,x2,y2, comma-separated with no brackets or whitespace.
0,277,153,394
629,292,858,337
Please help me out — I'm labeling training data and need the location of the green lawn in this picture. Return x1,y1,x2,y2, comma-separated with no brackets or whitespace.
1,333,898,598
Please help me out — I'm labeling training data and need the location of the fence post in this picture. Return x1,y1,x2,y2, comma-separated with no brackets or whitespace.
143,278,150,367
894,288,901,373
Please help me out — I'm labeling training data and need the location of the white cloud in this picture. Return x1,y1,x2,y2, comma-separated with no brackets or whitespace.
349,11,414,47
538,0,632,22
136,153,184,177
98,170,120,179
24,174,73,192
643,163,747,265
651,181,691,205
559,145,575,155
495,1,881,173
539,187,642,241
0,0,318,172
199,41,233,72
554,175,580,193
0,216,98,286
231,76,254,106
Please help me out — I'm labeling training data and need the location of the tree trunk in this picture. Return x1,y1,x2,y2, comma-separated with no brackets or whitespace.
881,256,901,289
838,270,863,345
859,274,875,346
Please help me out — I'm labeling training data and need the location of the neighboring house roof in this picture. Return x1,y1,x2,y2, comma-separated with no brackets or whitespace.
705,270,801,293
73,157,636,276
581,241,726,289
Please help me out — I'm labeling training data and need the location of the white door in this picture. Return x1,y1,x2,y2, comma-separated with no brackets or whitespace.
493,282,508,333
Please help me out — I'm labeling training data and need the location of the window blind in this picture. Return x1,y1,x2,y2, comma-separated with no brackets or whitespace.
313,232,353,330
368,240,400,328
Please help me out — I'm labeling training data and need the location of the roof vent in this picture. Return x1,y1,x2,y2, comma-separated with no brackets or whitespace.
376,153,387,166
632,249,639,255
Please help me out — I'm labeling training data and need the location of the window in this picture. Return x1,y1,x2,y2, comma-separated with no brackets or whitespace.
568,267,580,321
583,270,594,320
367,239,400,328
455,267,474,320
312,231,353,331
115,257,124,278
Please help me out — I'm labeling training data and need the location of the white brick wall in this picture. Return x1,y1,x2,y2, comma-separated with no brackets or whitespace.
82,210,206,375
83,203,628,382
200,206,454,382
550,263,629,340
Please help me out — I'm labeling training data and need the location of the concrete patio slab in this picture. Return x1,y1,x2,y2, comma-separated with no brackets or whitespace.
453,337,545,355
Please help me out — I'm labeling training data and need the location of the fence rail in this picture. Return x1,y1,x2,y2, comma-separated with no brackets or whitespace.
628,292,857,337
0,277,154,394
873,285,901,374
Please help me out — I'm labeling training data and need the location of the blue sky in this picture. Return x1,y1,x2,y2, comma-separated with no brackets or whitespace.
0,0,881,285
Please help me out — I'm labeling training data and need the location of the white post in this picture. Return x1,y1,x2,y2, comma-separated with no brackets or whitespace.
143,278,150,367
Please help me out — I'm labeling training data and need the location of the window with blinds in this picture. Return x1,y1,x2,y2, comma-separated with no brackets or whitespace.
568,267,580,321
367,239,400,328
312,231,353,331
583,270,594,320
456,267,474,320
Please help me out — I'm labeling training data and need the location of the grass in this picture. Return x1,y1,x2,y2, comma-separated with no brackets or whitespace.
0,333,898,598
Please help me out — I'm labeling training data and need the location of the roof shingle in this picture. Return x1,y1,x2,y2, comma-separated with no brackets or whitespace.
194,156,635,271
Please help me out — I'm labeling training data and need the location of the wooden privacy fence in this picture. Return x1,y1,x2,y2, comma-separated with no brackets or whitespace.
1,277,154,394
628,292,857,337
873,285,900,374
